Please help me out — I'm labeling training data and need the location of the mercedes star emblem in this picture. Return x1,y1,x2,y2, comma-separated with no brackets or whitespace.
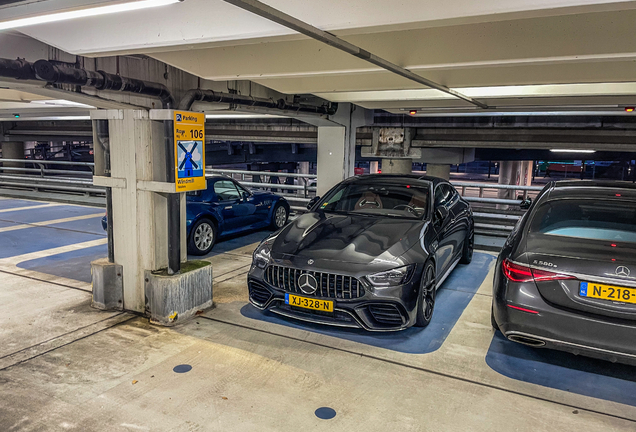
307,259,314,265
298,273,318,295
616,265,631,277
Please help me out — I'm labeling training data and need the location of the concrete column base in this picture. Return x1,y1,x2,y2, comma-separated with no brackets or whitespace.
426,164,451,180
145,260,213,326
91,258,124,310
381,158,412,174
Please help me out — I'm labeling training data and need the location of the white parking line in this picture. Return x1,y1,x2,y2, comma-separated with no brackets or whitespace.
0,213,103,233
0,237,108,290
0,203,61,214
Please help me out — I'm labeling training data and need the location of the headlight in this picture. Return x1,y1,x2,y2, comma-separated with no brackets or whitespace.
253,242,272,269
366,265,415,288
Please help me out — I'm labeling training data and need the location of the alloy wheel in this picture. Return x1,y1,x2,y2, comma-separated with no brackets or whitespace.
422,266,436,321
194,223,214,251
275,206,287,228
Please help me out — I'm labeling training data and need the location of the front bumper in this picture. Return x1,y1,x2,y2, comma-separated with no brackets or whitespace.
493,266,636,366
247,264,421,331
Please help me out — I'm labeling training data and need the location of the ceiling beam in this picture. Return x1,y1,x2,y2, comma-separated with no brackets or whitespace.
222,0,488,109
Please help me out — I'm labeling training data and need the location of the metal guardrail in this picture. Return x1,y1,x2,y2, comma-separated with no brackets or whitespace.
208,168,317,198
0,158,94,177
0,161,532,219
0,161,529,250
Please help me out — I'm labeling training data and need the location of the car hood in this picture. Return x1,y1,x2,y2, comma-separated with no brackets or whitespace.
270,211,425,266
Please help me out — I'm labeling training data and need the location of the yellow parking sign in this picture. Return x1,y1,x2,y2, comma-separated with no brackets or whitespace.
174,110,206,192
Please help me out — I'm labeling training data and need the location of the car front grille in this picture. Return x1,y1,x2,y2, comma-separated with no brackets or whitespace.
264,265,365,299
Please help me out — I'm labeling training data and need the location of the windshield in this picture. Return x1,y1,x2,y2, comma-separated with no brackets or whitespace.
529,199,636,243
318,181,430,219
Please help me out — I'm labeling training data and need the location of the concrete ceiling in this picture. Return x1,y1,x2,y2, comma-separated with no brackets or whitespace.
3,0,636,114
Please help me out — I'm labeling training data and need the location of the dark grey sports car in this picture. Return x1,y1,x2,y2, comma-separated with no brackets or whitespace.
492,180,636,364
247,174,474,331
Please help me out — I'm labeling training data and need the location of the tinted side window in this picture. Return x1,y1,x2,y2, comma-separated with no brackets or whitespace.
435,184,453,207
214,180,241,201
434,186,445,207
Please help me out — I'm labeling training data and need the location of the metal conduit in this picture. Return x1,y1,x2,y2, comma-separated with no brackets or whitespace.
177,88,338,115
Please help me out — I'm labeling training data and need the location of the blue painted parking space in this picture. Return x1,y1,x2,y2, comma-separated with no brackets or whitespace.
48,216,106,236
486,331,636,407
0,226,102,259
0,220,18,229
241,252,495,354
0,204,101,224
0,199,48,211
17,244,107,283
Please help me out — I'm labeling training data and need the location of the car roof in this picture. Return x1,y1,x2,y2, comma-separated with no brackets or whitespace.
345,174,444,186
551,180,636,190
545,180,636,199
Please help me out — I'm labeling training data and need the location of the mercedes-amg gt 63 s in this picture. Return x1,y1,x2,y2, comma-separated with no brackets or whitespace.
247,174,474,331
492,181,636,365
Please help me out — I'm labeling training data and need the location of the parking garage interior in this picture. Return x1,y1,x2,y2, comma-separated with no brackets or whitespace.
2,1,636,431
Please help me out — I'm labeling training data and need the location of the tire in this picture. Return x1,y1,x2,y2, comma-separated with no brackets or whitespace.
188,219,217,255
459,228,474,264
415,262,436,327
270,203,288,230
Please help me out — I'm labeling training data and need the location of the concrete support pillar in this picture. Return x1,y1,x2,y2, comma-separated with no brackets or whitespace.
91,110,212,324
297,161,310,196
1,141,25,168
381,158,412,174
426,163,451,180
317,126,349,196
316,103,371,196
498,160,533,208
369,161,379,174
109,111,167,312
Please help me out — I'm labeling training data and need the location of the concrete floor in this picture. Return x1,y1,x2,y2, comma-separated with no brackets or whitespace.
1,197,635,431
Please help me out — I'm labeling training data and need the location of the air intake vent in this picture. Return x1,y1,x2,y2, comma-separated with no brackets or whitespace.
249,280,272,306
368,304,405,326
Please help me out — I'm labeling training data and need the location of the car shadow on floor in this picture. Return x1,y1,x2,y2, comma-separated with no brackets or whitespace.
240,252,496,354
486,331,636,406
189,230,271,260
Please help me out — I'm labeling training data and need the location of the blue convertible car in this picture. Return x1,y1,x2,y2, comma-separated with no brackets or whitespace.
186,176,289,254
102,175,290,255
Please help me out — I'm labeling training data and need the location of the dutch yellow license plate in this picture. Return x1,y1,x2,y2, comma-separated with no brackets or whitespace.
285,293,333,312
580,282,636,304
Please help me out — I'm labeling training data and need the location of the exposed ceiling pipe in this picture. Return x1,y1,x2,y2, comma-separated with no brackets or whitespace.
0,57,337,116
0,57,175,108
178,88,338,115
222,0,489,110
33,60,176,109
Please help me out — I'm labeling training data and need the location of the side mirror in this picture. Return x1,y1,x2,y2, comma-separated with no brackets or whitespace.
520,198,532,210
434,206,449,225
307,196,321,210
242,191,250,200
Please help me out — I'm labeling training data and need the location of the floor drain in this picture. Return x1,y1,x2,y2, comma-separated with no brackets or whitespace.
173,364,192,373
315,407,336,420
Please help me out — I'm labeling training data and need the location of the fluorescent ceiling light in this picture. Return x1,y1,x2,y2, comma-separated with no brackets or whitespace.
550,149,596,153
315,82,636,103
30,99,95,108
0,0,181,31
0,115,91,121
